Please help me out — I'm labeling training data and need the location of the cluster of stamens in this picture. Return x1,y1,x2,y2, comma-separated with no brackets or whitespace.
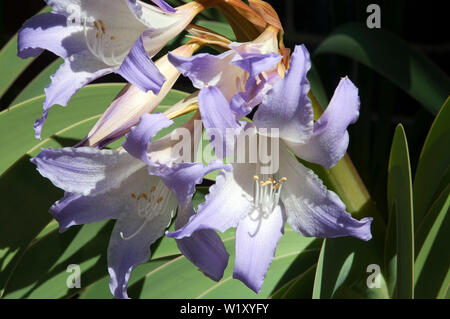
120,181,171,240
252,175,287,217
83,17,125,66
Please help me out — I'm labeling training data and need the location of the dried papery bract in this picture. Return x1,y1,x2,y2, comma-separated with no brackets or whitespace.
248,0,283,30
186,24,232,51
216,0,267,41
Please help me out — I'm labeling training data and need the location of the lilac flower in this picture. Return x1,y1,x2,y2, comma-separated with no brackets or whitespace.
18,0,204,138
167,45,373,293
31,113,229,298
168,27,283,152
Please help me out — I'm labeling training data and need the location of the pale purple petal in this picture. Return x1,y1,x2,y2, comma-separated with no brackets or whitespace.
50,166,151,232
34,52,113,138
160,160,231,206
230,76,271,116
174,203,229,281
228,53,281,116
253,45,314,143
116,32,166,94
122,113,174,166
231,52,281,77
167,164,254,239
168,50,236,89
150,0,175,13
199,86,240,131
176,230,229,282
278,144,372,241
31,147,144,196
198,86,241,158
18,12,85,59
286,77,360,168
160,159,230,281
50,193,120,232
233,205,286,293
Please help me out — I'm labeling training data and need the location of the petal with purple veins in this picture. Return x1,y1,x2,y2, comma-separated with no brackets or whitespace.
50,166,153,232
149,0,176,13
278,144,372,241
31,147,144,196
116,32,166,94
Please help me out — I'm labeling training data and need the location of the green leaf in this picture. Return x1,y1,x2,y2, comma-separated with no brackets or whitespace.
414,185,450,298
386,124,414,298
314,23,450,115
11,60,61,105
269,264,317,299
413,97,450,229
307,63,329,112
0,84,188,175
0,6,50,101
194,20,236,41
312,237,389,299
128,230,320,299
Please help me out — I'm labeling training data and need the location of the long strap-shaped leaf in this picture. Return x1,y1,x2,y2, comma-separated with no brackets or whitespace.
387,125,414,298
0,6,50,102
314,23,450,115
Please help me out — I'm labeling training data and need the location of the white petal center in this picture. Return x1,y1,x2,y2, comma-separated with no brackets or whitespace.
120,179,172,240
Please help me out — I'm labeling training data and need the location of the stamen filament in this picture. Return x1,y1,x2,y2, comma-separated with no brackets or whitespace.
252,175,287,216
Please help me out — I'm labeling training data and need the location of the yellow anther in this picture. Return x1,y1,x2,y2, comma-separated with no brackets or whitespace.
150,185,156,193
279,177,287,183
98,19,106,34
93,21,100,31
131,193,137,199
272,183,281,190
157,196,164,203
96,31,99,39
137,193,149,201
253,176,259,181
261,180,273,187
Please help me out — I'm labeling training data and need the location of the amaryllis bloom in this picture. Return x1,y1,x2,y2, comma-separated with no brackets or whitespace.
77,43,200,148
168,27,282,150
18,0,205,138
167,45,373,293
31,113,229,298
